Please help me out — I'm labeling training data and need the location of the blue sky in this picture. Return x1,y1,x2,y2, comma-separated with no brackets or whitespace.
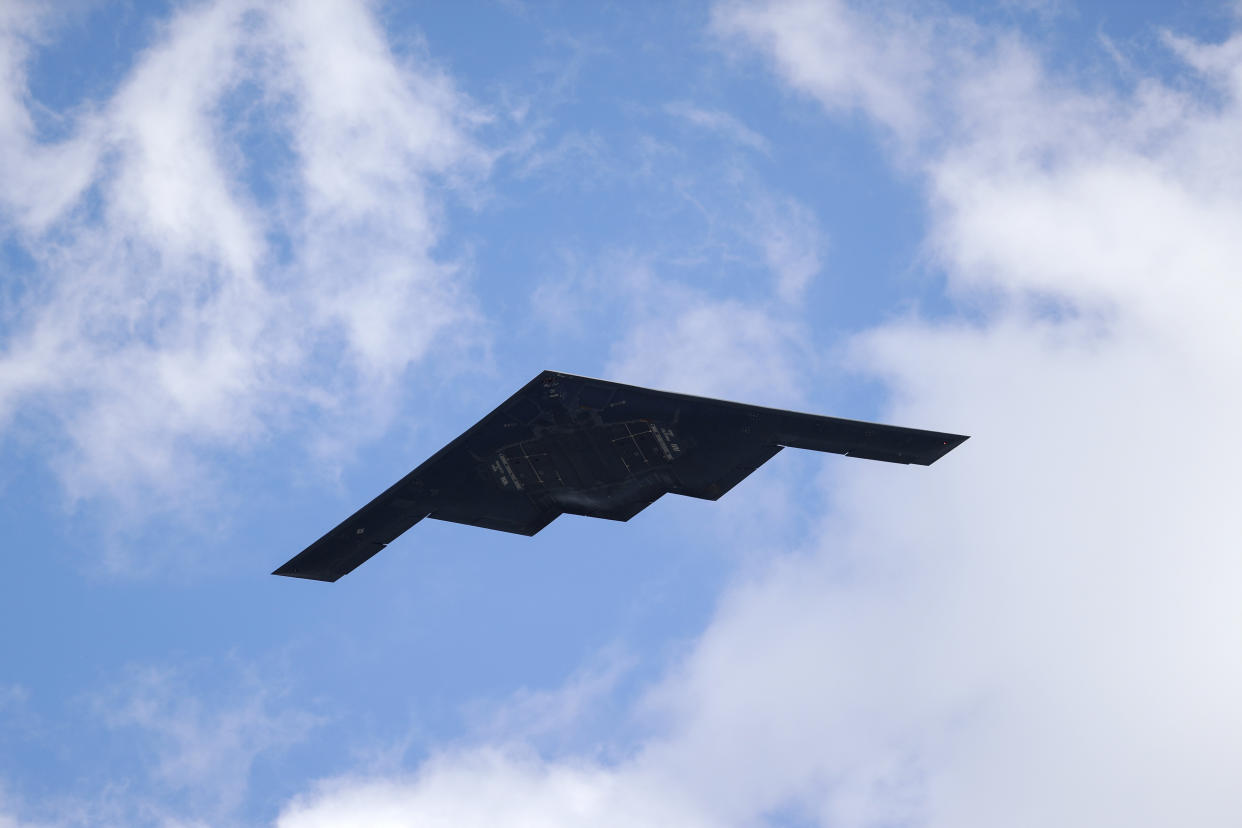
3,1,1242,825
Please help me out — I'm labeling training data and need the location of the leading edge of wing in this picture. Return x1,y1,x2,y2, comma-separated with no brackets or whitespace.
543,370,969,465
273,373,560,581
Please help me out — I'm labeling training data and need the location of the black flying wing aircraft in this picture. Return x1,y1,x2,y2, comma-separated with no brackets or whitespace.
275,371,968,582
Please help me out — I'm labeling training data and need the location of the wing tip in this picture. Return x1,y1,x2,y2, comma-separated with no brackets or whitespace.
921,433,969,465
271,563,341,582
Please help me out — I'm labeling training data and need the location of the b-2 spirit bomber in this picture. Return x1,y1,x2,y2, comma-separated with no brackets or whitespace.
275,371,968,582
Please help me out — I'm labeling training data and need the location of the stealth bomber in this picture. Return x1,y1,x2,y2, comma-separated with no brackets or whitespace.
275,370,967,581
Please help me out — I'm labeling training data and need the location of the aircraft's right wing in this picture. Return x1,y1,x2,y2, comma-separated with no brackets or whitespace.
556,373,968,466
767,408,966,465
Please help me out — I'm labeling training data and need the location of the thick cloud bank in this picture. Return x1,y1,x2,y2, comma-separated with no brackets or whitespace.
279,2,1242,826
0,0,486,504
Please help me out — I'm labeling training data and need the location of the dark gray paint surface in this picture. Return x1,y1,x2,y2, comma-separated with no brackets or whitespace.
274,371,968,582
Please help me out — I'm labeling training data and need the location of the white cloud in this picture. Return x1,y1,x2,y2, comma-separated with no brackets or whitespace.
0,0,488,510
749,194,824,303
607,298,809,404
276,750,711,828
0,661,318,828
280,4,1242,827
648,4,1242,825
0,4,102,235
711,0,946,144
665,101,770,153
463,649,637,751
535,247,814,406
0,810,50,828
97,663,320,821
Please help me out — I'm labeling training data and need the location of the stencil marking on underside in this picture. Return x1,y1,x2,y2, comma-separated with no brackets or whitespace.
489,421,682,490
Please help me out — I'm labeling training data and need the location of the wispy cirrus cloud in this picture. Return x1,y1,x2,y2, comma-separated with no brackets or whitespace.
665,101,770,154
95,662,321,821
606,297,811,404
0,4,102,236
0,659,320,828
712,0,947,144
0,0,489,510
